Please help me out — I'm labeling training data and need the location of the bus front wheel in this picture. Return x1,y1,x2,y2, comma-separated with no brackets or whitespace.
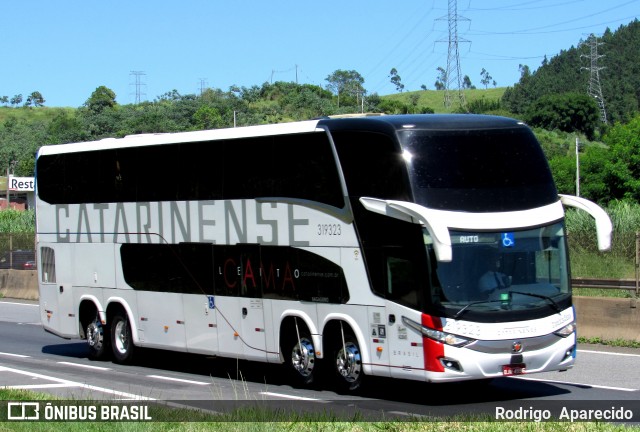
110,313,135,364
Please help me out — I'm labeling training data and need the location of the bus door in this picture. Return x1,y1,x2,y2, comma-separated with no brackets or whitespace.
183,244,218,355
39,244,76,337
384,252,428,380
214,245,267,362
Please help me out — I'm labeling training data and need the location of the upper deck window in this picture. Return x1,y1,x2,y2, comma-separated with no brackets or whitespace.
36,132,344,208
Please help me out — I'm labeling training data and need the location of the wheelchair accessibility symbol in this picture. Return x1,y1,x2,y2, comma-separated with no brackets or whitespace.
502,232,515,248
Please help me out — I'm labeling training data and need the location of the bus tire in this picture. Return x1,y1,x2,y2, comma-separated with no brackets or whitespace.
86,314,109,360
331,332,363,392
110,313,135,364
283,328,317,386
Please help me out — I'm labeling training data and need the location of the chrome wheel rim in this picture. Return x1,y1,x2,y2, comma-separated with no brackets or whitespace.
291,338,315,377
114,320,129,354
336,342,361,383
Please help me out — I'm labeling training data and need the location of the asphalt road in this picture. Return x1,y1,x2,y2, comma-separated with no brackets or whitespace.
1,299,639,421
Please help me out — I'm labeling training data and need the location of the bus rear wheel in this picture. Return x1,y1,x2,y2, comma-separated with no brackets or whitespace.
331,333,363,392
110,313,135,364
283,328,317,386
86,314,108,360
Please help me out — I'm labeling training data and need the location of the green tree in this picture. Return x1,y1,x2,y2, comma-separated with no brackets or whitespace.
525,92,599,139
602,115,640,201
46,112,88,144
389,68,404,92
10,94,22,107
435,67,447,91
193,105,224,130
25,91,45,107
325,69,365,107
84,86,117,113
462,75,475,90
480,68,494,89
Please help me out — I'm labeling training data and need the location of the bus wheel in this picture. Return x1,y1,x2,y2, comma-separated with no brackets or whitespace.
110,313,135,364
332,333,363,392
283,329,317,386
86,315,108,360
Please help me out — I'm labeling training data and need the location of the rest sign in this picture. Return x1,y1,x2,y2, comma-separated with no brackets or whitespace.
8,176,35,192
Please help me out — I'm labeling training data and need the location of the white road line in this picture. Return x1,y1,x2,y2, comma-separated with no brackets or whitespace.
0,301,38,307
5,383,77,390
578,349,640,358
0,352,30,358
0,365,155,400
512,376,638,392
146,375,210,385
260,391,324,402
57,361,111,371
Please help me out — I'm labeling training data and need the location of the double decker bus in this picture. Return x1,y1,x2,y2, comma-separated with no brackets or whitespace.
35,114,611,391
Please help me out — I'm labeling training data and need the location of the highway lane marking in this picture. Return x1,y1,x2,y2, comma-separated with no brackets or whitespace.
9,383,77,390
260,392,325,402
147,375,210,385
578,349,640,358
0,301,38,307
0,365,155,400
57,361,111,371
511,376,638,392
0,352,30,358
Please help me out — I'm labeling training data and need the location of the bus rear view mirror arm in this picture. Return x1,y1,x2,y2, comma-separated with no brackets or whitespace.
559,194,612,252
359,197,452,262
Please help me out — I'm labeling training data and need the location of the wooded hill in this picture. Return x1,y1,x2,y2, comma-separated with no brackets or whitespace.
502,19,640,125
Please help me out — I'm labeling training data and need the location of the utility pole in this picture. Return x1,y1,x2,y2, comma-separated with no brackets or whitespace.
130,71,147,104
437,0,469,110
581,34,607,124
575,137,580,197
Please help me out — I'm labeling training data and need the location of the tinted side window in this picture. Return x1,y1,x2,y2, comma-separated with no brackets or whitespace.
120,243,349,303
223,133,344,207
120,243,214,295
37,132,343,208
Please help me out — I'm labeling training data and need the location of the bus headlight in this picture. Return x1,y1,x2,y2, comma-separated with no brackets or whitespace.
402,316,474,347
553,322,576,338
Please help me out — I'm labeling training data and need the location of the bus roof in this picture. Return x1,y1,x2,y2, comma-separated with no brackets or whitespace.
37,114,529,156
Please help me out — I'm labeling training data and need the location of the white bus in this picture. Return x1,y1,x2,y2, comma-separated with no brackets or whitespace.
35,114,612,391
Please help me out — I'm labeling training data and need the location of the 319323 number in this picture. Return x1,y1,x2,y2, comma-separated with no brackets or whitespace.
317,224,341,236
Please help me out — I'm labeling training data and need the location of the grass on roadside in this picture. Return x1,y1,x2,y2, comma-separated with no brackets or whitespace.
0,388,634,432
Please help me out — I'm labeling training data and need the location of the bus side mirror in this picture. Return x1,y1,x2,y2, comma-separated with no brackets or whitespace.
559,194,612,252
359,197,452,262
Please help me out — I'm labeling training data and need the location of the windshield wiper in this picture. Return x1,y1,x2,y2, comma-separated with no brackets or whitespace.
509,290,562,313
453,300,507,320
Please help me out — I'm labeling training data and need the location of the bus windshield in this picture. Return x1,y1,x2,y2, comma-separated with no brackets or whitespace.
401,127,558,212
428,221,570,321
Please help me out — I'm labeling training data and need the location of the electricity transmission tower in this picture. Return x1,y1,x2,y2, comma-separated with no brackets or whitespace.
437,0,469,109
130,71,147,104
581,34,607,124
198,78,208,96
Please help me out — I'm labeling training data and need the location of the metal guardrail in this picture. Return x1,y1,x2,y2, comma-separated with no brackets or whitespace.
572,233,640,299
572,278,637,291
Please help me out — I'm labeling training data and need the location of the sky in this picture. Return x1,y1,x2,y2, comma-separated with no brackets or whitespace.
1,0,638,108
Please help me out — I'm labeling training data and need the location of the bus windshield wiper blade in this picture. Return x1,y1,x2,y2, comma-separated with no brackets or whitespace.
510,291,562,313
453,300,506,320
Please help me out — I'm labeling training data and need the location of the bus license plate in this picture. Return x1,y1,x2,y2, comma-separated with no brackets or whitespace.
502,363,526,376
